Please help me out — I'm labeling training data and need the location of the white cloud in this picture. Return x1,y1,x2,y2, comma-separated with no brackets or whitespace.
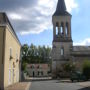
65,0,78,12
8,13,22,20
4,0,78,35
73,38,90,46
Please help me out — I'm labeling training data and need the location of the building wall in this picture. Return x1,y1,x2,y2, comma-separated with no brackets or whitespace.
52,15,73,77
0,27,4,89
27,64,50,77
52,42,72,60
3,26,21,88
72,56,90,71
52,16,71,25
52,41,72,77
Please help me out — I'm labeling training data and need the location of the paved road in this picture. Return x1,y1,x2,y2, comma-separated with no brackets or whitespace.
29,80,90,90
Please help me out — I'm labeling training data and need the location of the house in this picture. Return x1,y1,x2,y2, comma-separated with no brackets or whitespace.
0,12,21,89
52,0,90,78
26,64,51,77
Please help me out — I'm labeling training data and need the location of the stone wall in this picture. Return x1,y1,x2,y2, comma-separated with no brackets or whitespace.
72,56,90,71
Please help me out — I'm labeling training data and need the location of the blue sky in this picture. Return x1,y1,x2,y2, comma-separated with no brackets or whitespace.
0,0,90,46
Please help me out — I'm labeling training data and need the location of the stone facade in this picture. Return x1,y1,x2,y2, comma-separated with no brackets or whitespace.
52,0,90,78
0,13,21,89
26,64,50,77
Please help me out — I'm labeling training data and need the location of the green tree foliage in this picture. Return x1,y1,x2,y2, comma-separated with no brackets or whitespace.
63,62,76,72
83,60,90,79
22,44,29,63
21,62,27,72
21,44,52,64
21,44,29,71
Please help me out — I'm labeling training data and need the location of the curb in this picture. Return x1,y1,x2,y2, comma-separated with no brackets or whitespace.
25,82,31,90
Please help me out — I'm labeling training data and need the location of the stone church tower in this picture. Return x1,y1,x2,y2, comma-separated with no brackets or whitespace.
52,0,73,77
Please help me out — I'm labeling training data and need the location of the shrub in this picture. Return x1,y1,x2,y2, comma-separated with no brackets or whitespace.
83,60,90,79
63,62,76,72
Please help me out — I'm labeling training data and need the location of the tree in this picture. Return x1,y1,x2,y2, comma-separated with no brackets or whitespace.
83,60,90,79
21,44,52,64
22,44,29,63
21,44,29,71
63,62,76,72
21,62,27,72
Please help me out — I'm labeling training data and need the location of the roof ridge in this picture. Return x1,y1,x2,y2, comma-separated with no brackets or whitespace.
0,12,21,46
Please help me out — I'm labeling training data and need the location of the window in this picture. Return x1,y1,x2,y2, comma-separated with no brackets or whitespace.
61,27,63,35
66,22,68,36
37,65,39,69
56,22,59,35
66,27,68,36
10,48,12,57
61,22,64,35
61,48,64,56
10,48,13,60
56,26,58,35
38,71,39,76
41,71,43,76
31,66,32,68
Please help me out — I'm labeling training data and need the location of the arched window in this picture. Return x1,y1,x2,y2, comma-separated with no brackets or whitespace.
61,48,64,56
61,27,63,34
66,22,68,36
56,22,59,35
66,27,68,36
61,22,64,35
56,26,58,35
10,48,12,57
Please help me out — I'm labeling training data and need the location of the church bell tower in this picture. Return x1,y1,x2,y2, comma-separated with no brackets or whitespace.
52,0,73,77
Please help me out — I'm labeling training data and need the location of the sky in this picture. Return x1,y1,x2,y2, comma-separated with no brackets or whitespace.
0,0,90,46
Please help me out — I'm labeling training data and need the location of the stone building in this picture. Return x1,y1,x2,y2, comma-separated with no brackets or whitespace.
52,0,90,77
26,64,51,77
0,12,21,89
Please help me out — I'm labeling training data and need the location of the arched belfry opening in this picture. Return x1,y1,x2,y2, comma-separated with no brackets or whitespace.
53,21,72,40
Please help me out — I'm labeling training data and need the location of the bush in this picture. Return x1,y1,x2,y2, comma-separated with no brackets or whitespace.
63,62,76,72
83,60,90,79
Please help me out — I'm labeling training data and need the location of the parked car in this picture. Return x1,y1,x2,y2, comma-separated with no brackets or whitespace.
70,71,87,82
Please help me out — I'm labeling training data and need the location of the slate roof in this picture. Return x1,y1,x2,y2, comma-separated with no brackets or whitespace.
0,12,21,46
73,46,90,52
71,46,90,56
53,0,71,16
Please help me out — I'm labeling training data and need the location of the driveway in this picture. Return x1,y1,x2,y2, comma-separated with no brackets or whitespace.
29,79,90,90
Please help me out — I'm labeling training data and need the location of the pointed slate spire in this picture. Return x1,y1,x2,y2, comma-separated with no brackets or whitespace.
56,0,66,12
53,0,71,16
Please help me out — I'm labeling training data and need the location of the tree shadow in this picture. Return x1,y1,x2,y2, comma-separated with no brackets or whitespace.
56,80,72,83
78,87,90,90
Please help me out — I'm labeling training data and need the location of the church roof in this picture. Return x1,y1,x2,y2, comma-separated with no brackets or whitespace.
73,46,90,52
0,12,21,46
53,0,71,16
71,46,90,56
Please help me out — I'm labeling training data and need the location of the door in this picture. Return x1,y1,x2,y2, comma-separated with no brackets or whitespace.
12,69,14,84
9,69,11,85
16,70,19,82
33,71,35,77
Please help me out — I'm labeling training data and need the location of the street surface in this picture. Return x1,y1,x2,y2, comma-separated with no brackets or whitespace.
29,79,90,90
